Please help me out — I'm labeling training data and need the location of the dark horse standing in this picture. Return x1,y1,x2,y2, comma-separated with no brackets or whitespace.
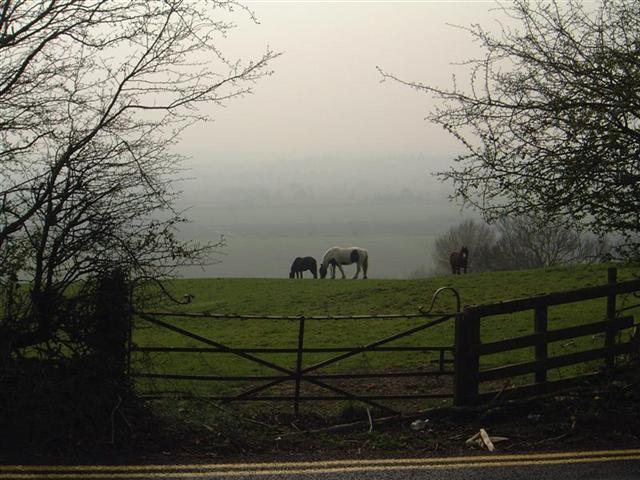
450,246,469,275
289,256,318,279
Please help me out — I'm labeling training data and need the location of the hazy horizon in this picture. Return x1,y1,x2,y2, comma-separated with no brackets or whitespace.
171,1,502,278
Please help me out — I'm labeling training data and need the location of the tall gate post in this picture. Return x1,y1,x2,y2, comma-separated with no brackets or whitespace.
454,308,480,406
605,267,617,369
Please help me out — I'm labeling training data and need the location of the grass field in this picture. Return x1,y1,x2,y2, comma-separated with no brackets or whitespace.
132,263,640,413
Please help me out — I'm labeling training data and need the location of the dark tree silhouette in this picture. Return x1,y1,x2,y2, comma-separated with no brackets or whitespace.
0,0,277,353
381,0,640,259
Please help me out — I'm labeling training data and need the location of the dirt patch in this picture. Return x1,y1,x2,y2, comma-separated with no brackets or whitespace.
3,368,640,464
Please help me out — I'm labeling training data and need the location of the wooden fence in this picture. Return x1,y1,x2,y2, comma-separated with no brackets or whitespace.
454,267,640,406
130,269,640,413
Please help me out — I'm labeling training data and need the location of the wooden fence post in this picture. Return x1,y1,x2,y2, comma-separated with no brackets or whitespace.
454,308,480,406
127,314,134,378
534,305,548,383
294,316,306,415
605,267,617,370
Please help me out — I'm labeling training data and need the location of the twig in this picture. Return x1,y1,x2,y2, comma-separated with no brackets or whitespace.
366,407,373,433
110,395,123,445
525,430,573,446
276,413,405,438
203,399,279,431
488,381,512,405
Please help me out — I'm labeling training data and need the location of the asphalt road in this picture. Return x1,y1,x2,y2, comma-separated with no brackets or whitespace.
2,449,640,480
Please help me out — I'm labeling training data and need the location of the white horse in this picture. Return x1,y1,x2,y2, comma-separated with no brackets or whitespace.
319,247,368,279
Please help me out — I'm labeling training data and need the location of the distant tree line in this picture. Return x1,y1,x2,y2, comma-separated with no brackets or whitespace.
428,216,609,276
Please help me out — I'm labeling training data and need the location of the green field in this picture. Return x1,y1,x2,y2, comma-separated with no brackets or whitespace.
133,264,640,412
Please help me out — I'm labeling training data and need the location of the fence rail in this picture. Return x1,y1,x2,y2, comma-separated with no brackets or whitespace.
454,267,640,406
142,311,445,320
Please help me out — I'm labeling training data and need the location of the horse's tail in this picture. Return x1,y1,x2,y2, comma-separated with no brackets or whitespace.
363,251,368,272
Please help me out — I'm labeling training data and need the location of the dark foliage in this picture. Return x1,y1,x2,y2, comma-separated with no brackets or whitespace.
0,270,140,449
381,0,640,259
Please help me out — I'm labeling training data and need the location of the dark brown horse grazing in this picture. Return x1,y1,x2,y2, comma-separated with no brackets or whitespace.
289,256,318,279
450,246,469,275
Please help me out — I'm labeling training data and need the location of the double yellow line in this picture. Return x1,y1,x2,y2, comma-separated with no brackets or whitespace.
1,449,640,478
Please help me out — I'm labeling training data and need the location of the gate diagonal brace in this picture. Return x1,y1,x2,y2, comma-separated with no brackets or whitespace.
228,314,453,413
140,314,398,413
301,315,453,376
137,313,454,415
139,314,297,377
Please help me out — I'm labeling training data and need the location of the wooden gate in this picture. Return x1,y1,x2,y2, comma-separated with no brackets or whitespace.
131,289,459,414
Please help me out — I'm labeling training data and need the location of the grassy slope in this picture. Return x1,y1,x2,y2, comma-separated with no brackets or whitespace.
133,264,640,398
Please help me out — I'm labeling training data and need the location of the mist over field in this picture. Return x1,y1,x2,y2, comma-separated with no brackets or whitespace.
176,154,465,278
165,2,498,279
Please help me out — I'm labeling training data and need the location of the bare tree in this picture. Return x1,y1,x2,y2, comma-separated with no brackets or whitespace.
492,216,608,270
380,0,640,259
431,216,608,275
431,219,496,274
0,1,277,353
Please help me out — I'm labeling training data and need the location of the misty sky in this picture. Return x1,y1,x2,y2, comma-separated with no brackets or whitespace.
173,1,503,278
180,1,499,161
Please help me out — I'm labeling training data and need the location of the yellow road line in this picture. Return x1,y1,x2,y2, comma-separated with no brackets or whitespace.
2,448,640,472
0,456,639,479
0,451,639,479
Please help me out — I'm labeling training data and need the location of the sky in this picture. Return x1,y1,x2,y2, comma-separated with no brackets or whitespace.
173,1,505,278
179,1,499,162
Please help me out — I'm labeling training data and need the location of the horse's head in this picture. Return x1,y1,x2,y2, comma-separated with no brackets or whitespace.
461,246,469,259
319,263,328,279
289,270,295,279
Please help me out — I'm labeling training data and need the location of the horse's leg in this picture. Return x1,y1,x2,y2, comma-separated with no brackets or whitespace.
337,263,346,279
330,263,336,279
353,262,360,279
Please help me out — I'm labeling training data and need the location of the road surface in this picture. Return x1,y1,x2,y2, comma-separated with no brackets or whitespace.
1,449,640,479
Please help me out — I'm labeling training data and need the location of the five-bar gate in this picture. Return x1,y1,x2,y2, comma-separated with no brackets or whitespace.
132,292,458,415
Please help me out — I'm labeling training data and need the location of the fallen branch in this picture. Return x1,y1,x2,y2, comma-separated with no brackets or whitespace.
479,428,495,452
276,412,420,438
466,429,508,451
